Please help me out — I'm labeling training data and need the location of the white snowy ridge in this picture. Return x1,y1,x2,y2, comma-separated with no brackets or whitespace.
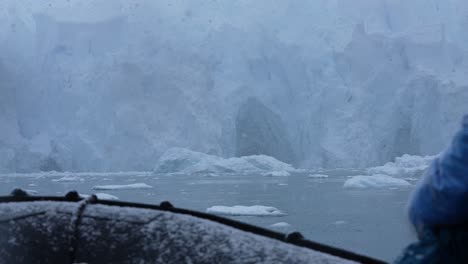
206,205,286,216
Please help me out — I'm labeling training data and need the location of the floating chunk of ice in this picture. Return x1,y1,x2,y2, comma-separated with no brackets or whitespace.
262,171,291,177
366,154,436,178
25,189,38,195
92,183,153,190
206,205,286,216
333,221,347,225
308,174,329,179
52,176,85,182
344,175,411,189
404,178,419,182
269,222,291,228
80,193,119,200
154,148,298,174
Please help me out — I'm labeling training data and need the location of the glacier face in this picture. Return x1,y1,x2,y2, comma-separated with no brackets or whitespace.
1,0,468,172
235,97,295,164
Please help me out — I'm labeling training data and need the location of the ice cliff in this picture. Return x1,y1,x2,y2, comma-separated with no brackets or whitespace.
1,0,468,172
235,98,295,164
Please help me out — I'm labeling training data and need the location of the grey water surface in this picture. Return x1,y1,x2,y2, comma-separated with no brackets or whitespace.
0,170,416,262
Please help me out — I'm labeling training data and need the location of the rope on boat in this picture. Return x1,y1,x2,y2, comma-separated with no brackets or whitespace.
66,191,97,264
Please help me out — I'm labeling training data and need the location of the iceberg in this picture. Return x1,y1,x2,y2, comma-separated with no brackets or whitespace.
366,154,436,178
308,174,329,179
206,205,286,216
344,175,411,189
269,222,292,229
92,183,153,190
333,221,347,225
51,176,85,182
154,148,297,174
24,189,39,195
262,171,291,177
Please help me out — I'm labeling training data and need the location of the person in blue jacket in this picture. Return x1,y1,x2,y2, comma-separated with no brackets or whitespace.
397,115,468,263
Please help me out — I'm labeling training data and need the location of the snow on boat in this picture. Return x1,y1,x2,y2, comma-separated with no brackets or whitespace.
0,189,384,264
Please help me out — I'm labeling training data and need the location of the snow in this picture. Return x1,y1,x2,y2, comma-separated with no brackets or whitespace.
344,175,411,189
366,154,436,178
92,183,153,190
262,171,291,177
80,193,119,200
1,1,467,173
154,148,297,174
308,174,329,179
206,205,286,216
51,176,84,182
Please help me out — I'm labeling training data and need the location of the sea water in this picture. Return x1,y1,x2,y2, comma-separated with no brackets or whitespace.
0,170,416,262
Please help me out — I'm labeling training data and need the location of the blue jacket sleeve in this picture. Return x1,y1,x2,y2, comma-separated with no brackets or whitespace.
409,115,468,233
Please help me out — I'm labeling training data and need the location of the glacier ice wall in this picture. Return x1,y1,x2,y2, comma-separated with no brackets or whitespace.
235,97,295,164
1,0,468,172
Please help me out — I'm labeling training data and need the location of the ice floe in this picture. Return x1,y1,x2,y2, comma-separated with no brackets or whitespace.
206,205,286,216
154,148,297,174
25,189,38,195
308,174,329,179
366,154,436,178
80,193,119,200
344,175,411,189
344,154,436,189
269,222,291,229
262,171,291,177
52,176,85,182
333,221,347,225
92,183,152,190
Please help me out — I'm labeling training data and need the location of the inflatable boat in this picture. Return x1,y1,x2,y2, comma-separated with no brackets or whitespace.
0,189,385,264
